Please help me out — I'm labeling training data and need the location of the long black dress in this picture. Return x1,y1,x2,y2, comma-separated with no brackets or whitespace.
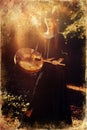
26,33,72,125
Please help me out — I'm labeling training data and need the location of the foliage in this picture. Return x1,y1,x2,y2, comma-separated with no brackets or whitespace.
60,1,86,40
2,91,30,121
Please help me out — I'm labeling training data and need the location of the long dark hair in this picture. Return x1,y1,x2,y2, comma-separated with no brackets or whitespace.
52,18,59,49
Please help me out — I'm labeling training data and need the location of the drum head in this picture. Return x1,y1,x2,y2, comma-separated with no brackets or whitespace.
14,48,43,74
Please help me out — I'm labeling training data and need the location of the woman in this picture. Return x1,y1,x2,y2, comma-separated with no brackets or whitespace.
25,16,72,126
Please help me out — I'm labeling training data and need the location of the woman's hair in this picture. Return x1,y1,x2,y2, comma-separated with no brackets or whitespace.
52,18,58,35
47,17,59,49
54,20,59,49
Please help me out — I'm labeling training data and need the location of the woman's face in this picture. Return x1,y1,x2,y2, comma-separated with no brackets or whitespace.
45,18,54,31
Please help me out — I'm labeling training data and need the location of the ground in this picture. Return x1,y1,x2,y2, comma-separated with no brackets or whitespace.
0,85,87,130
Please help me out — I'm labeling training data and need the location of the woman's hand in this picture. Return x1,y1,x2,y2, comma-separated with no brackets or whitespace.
52,58,65,66
44,58,65,66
